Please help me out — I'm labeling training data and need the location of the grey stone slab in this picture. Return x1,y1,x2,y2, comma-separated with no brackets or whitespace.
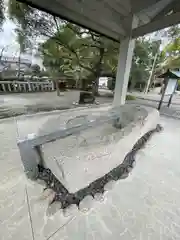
38,105,156,193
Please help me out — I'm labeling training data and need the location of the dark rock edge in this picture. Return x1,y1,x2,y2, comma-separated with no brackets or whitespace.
37,124,163,209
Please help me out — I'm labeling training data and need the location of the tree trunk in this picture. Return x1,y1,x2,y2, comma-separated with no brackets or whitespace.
55,79,60,96
17,52,21,80
92,77,100,96
92,47,105,96
129,80,136,92
144,52,158,94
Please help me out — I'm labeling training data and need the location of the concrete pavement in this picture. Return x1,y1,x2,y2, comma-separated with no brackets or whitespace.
0,91,113,119
132,91,180,105
1,110,180,239
0,90,180,120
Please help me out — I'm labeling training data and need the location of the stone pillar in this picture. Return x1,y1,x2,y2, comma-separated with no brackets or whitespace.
51,81,54,91
31,83,35,91
36,83,39,91
28,82,32,92
23,83,26,92
113,16,139,106
7,83,11,92
18,83,22,92
2,84,6,92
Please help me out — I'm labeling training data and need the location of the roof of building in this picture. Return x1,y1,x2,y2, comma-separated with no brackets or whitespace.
158,69,180,79
21,0,180,41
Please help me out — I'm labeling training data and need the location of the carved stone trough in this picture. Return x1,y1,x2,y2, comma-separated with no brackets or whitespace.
17,104,159,198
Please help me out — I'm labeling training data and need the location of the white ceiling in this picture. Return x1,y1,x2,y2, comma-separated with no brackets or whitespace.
20,0,180,41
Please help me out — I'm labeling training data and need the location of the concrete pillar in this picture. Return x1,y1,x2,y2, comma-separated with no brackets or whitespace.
113,16,139,106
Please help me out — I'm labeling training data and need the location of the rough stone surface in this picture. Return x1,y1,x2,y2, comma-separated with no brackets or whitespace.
104,180,117,191
79,195,94,213
63,204,78,217
94,193,104,202
46,201,62,217
40,104,157,193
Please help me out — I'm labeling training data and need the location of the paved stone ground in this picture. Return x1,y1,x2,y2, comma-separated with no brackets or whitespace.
0,91,113,119
1,112,180,240
0,90,180,120
133,99,180,119
132,91,180,104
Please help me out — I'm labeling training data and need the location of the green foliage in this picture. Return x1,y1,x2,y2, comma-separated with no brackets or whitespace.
31,64,41,75
126,95,136,101
177,80,180,91
6,0,180,94
130,38,161,89
107,38,161,91
7,1,119,91
107,78,115,91
0,0,4,29
39,22,119,89
159,26,180,70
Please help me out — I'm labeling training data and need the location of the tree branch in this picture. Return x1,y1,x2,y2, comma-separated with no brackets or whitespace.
53,16,60,32
89,31,101,44
42,33,94,73
82,43,101,49
66,23,88,36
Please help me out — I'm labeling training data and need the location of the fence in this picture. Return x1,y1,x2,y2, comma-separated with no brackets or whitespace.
0,81,55,93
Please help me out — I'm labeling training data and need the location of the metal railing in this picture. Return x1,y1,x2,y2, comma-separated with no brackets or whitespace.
0,81,54,93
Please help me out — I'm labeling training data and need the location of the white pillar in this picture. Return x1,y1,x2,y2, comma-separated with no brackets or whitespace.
113,16,139,106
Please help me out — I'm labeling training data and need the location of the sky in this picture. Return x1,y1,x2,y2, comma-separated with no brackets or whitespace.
0,10,43,67
0,0,20,55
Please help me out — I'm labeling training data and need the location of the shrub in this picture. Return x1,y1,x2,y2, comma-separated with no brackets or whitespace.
126,94,136,100
177,80,180,91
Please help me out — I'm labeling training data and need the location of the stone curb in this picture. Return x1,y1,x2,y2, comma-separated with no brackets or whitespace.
136,96,180,105
160,112,180,120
